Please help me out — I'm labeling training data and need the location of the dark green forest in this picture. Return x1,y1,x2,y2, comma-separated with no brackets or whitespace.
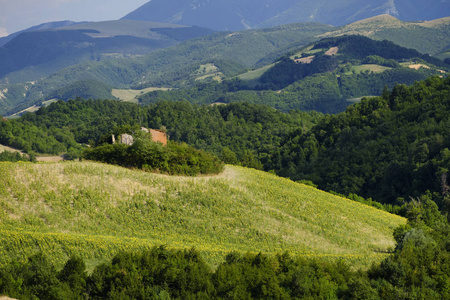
272,76,450,213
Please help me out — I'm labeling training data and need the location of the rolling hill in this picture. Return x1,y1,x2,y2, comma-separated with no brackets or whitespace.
319,14,450,55
0,20,84,48
0,161,405,270
123,0,450,30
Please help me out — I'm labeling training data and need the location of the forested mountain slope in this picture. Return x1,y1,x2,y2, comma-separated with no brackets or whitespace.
2,15,450,116
272,76,450,211
139,35,448,113
0,100,322,169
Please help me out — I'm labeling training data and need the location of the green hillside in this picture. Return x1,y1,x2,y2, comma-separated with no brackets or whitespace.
273,76,450,207
140,35,447,113
0,162,405,270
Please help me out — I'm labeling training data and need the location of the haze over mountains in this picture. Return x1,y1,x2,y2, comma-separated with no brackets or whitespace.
123,0,450,31
0,20,214,83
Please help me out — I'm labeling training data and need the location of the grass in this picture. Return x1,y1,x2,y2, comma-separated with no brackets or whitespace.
0,161,405,271
238,64,276,87
352,64,391,74
346,96,378,103
192,63,224,82
112,87,170,103
289,46,324,59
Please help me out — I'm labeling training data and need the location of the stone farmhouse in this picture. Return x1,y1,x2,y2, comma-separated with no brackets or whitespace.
112,127,167,146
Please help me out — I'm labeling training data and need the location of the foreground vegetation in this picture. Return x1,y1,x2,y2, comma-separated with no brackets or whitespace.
0,162,405,272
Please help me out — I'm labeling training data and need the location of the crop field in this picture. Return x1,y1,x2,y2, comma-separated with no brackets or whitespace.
352,64,391,74
0,161,405,271
192,63,224,82
238,64,276,86
112,87,170,103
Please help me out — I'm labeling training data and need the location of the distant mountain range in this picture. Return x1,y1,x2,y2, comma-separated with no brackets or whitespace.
0,21,85,48
123,0,450,31
0,20,214,83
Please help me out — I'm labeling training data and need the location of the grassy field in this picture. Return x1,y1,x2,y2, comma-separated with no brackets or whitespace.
0,161,405,271
192,63,224,82
352,64,391,74
112,87,170,103
238,64,276,86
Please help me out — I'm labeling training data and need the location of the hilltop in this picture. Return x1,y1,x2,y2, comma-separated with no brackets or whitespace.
0,162,405,269
320,15,450,55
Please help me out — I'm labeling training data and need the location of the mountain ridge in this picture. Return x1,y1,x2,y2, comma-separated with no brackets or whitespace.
123,0,450,31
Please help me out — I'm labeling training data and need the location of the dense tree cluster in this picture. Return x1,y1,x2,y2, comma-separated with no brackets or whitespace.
312,35,446,67
258,55,339,90
272,76,450,212
0,99,321,168
84,137,224,176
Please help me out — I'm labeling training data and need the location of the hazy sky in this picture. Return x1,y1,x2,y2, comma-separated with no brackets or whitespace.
0,0,149,37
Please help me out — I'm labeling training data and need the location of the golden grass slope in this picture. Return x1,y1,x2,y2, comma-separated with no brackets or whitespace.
0,161,405,270
318,15,450,55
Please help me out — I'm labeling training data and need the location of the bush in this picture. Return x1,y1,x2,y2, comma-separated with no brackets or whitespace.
83,138,224,176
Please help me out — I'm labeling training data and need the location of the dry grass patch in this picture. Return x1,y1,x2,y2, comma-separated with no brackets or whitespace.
112,87,170,103
294,55,315,64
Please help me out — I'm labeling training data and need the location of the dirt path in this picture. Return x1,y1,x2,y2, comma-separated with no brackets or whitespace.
36,156,64,162
0,144,22,153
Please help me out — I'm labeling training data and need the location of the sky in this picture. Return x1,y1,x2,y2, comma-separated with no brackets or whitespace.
0,0,149,37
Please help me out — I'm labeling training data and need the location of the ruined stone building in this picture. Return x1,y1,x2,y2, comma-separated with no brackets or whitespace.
113,127,167,146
